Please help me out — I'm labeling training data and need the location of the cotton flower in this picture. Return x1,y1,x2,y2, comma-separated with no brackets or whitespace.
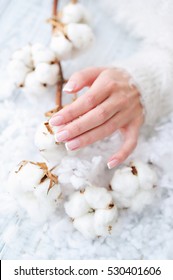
65,23,94,50
130,160,157,190
64,191,91,219
64,185,118,239
34,122,67,166
32,46,56,65
84,186,113,209
111,167,139,208
7,43,59,99
35,62,59,85
61,2,89,24
7,161,62,221
8,161,44,193
110,160,157,211
50,33,74,60
73,213,96,239
23,71,49,98
12,45,33,68
7,60,30,87
94,206,118,236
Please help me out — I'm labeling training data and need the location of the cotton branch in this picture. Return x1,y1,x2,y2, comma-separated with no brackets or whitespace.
52,0,64,109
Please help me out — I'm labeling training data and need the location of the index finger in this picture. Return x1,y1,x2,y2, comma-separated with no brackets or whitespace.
49,73,111,126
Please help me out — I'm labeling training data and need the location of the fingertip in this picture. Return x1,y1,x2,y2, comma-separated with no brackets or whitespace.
107,158,119,169
49,115,64,126
63,81,77,93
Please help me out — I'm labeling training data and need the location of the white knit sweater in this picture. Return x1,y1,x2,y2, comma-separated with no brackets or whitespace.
100,0,173,126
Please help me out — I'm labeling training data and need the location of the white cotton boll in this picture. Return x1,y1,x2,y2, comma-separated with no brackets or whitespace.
8,60,30,87
84,186,113,209
12,45,33,68
70,175,86,190
94,206,118,227
33,176,61,204
50,34,73,60
35,63,59,86
23,71,49,97
111,167,139,198
8,161,61,222
33,182,49,199
61,3,89,24
111,191,132,208
64,191,91,219
34,49,56,64
94,221,116,237
8,162,44,194
130,161,157,190
32,44,56,65
94,207,118,236
47,183,62,203
35,122,56,150
130,190,155,213
33,179,49,198
73,213,96,239
34,122,67,164
66,23,94,50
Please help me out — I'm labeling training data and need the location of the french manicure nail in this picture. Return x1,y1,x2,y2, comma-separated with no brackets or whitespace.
63,81,76,92
56,130,69,142
107,159,119,169
49,115,64,126
65,139,80,151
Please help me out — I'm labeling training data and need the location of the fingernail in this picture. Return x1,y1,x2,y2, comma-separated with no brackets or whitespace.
63,81,76,92
53,125,65,133
107,159,119,169
49,115,64,126
55,130,69,142
65,139,80,151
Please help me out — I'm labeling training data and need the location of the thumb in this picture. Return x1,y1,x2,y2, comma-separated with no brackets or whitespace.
63,67,106,93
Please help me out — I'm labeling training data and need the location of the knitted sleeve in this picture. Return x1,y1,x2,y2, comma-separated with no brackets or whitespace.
99,0,173,126
113,46,173,126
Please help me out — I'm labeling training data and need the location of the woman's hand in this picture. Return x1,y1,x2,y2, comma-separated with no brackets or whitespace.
49,67,144,169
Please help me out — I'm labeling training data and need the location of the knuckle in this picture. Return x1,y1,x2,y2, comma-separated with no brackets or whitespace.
72,121,82,135
86,94,96,108
106,80,118,92
119,150,129,162
98,107,108,121
119,95,129,108
65,107,75,120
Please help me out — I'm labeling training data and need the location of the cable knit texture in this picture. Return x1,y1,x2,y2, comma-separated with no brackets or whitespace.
100,0,173,126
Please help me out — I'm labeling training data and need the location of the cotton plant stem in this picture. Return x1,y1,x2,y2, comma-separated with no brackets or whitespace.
71,0,78,3
70,0,78,101
52,0,58,17
52,0,64,109
52,0,78,108
56,61,64,108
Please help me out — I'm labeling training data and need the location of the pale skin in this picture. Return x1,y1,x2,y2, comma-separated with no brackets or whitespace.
49,67,144,169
